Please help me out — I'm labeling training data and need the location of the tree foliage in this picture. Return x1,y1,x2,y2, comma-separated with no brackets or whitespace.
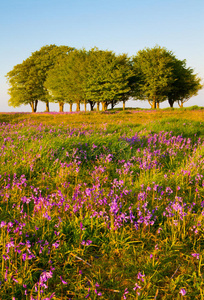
83,48,134,110
132,46,175,108
6,57,36,112
6,44,203,112
6,45,74,112
45,49,87,112
167,58,202,107
45,48,134,111
132,46,202,108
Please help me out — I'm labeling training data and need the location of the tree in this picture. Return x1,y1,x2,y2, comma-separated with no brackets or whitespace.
30,45,74,111
45,48,134,112
84,48,134,111
6,57,39,112
45,49,87,112
167,58,202,107
132,46,175,109
6,44,74,112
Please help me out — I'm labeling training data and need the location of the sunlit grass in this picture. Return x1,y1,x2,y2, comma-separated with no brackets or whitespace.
0,108,204,299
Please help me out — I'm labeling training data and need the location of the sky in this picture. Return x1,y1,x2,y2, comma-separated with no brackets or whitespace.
0,0,203,112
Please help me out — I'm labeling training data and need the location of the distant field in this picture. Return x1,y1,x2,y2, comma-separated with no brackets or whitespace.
0,108,204,299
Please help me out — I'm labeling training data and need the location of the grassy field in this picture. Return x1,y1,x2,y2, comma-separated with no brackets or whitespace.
0,107,204,299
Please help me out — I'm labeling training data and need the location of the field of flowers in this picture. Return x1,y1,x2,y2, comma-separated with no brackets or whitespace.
0,108,204,299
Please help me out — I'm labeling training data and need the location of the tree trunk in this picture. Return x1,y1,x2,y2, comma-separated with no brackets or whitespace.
102,102,107,111
168,98,174,108
178,100,183,108
123,100,125,111
76,101,80,112
152,97,156,109
30,102,35,113
156,101,159,109
97,102,100,112
84,100,86,112
148,99,153,109
34,100,38,112
89,101,94,111
45,101,49,112
70,103,72,112
111,101,114,110
59,102,64,112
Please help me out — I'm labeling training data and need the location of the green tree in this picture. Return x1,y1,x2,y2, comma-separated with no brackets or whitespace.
45,49,87,112
6,57,39,112
45,48,134,112
132,46,175,109
30,45,74,111
84,48,134,111
6,44,74,112
167,58,202,107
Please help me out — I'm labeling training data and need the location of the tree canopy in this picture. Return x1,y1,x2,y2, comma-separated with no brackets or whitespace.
83,48,134,111
45,49,87,112
132,46,202,109
6,45,74,112
132,46,176,108
167,58,202,107
45,48,134,111
6,44,203,112
6,56,39,112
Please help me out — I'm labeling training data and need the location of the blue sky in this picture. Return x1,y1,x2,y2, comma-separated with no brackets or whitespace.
0,0,203,112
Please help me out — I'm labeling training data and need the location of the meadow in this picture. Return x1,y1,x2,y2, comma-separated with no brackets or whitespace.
0,107,204,299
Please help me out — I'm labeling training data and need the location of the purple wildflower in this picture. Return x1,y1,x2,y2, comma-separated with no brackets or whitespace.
60,276,67,284
123,288,129,299
179,288,187,296
191,253,200,259
52,241,60,248
137,272,145,282
133,282,141,291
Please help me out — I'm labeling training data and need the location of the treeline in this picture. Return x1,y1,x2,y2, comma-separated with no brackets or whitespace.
6,45,202,112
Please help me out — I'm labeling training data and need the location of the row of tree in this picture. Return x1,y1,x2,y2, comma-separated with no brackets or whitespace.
6,45,202,112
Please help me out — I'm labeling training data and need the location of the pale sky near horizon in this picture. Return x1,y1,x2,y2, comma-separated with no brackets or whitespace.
0,0,203,112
